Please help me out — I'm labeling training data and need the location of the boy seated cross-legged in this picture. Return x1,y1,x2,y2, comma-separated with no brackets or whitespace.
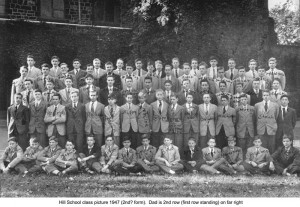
99,136,119,174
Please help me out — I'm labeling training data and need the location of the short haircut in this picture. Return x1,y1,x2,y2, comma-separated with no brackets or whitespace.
183,63,190,67
27,54,34,59
60,63,68,67
239,94,247,99
268,57,277,63
155,89,164,95
15,92,23,98
237,66,245,71
280,94,289,100
125,92,133,97
24,78,33,84
199,61,208,68
46,79,54,84
20,66,28,71
105,136,113,140
52,93,61,100
272,78,282,86
235,82,243,87
34,89,42,94
117,58,124,63
191,58,198,62
172,57,179,62
107,75,115,80
87,136,95,140
144,76,152,82
126,62,134,68
93,58,101,62
147,60,154,66
219,80,227,87
217,66,225,71
105,61,113,66
200,79,209,85
73,58,81,63
164,80,173,85
65,76,73,82
155,60,162,65
248,59,257,64
262,89,270,94
282,134,292,141
221,95,229,100
71,91,79,96
257,65,265,70
170,94,178,99
253,77,260,82
51,56,60,61
86,63,93,68
135,58,142,63
228,58,235,63
125,76,133,81
41,63,50,68
188,137,196,143
186,92,194,98
165,64,172,69
209,56,218,61
182,78,190,84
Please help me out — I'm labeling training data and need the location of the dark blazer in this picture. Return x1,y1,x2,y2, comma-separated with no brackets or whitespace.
28,101,47,134
68,69,87,89
98,73,122,90
182,147,205,165
65,102,86,134
99,87,122,106
81,144,101,162
276,107,297,138
7,104,30,135
272,146,300,169
247,89,263,106
140,88,157,104
177,90,200,105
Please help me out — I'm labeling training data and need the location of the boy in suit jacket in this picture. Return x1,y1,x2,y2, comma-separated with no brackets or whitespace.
180,138,217,174
35,63,58,92
270,135,300,176
133,58,147,77
266,57,286,90
0,137,23,174
100,136,119,174
189,58,201,77
225,58,239,80
113,58,126,77
160,65,180,92
155,137,184,174
120,92,139,149
113,138,143,175
58,77,79,106
21,79,35,107
104,93,121,146
42,79,57,106
172,57,184,78
199,93,218,149
37,136,62,174
85,90,105,147
214,66,234,94
257,66,272,90
99,61,122,90
196,62,216,94
216,95,236,150
79,74,100,104
56,63,77,90
44,93,67,148
49,56,62,78
198,79,218,106
163,80,176,105
11,66,28,105
13,137,43,176
178,63,198,91
222,136,244,172
207,56,218,79
236,94,256,158
7,93,30,151
255,90,279,154
121,63,140,91
99,75,122,106
68,58,87,89
233,66,252,94
275,95,297,149
120,76,139,105
269,78,287,106
26,55,42,80
202,138,236,175
245,59,259,79
168,94,184,153
136,134,159,173
65,91,86,153
154,60,166,79
93,58,106,79
242,136,272,175
151,89,169,148
183,93,200,148
140,76,157,104
29,90,47,147
247,78,263,106
177,79,200,105
137,92,152,141
78,136,101,174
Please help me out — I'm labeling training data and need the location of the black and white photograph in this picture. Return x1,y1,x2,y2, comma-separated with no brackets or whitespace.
0,0,300,205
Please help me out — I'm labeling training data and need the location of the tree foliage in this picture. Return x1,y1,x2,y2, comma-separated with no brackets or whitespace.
269,0,300,45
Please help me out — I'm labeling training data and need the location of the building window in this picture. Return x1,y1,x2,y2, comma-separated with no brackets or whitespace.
93,0,120,26
40,0,65,20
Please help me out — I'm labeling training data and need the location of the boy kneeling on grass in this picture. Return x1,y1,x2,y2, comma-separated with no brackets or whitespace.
202,138,236,175
78,135,101,174
155,137,184,175
113,137,143,175
0,137,23,174
15,137,44,177
242,136,272,176
50,141,78,176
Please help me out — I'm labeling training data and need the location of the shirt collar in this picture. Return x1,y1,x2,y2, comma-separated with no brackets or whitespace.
88,145,94,150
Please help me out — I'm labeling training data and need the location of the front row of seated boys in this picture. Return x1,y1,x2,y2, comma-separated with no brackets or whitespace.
1,133,300,177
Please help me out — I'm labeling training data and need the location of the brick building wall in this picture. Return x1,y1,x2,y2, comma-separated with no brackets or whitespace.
6,0,39,20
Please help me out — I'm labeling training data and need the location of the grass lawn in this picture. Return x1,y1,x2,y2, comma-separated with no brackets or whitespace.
0,173,300,197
